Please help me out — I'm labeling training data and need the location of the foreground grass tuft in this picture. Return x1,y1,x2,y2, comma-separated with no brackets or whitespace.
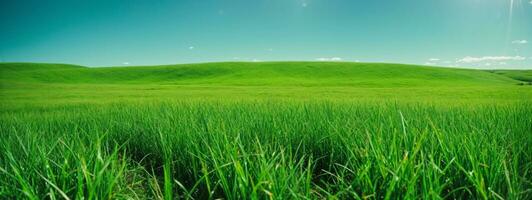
1,101,530,199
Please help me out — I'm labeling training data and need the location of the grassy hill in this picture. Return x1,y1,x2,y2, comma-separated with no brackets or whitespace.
0,62,525,86
1,62,531,199
1,62,531,106
490,70,532,83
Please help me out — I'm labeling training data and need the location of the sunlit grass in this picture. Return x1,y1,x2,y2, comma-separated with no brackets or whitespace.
1,62,531,199
1,101,530,199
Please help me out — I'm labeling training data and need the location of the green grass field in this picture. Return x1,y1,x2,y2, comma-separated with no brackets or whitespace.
1,62,531,199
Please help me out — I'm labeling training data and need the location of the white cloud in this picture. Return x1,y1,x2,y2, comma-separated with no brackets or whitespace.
123,62,130,65
302,2,308,7
512,40,528,44
425,62,436,65
252,59,262,62
457,56,526,63
428,58,440,62
189,46,194,50
316,57,343,61
530,0,532,5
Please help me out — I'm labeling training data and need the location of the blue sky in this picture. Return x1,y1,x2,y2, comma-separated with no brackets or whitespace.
0,0,531,68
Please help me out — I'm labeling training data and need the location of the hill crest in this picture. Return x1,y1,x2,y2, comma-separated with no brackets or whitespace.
0,62,525,87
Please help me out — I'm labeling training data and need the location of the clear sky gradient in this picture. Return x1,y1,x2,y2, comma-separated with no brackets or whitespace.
1,0,531,68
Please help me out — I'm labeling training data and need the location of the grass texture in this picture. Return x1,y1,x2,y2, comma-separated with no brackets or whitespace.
0,62,531,199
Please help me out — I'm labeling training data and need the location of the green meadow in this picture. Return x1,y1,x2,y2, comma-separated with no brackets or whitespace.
1,62,531,199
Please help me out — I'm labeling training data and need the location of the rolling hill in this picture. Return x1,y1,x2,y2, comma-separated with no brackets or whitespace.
1,62,531,105
0,62,527,87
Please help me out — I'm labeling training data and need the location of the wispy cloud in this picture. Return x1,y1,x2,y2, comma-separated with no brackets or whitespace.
512,40,528,44
424,62,436,65
428,58,440,62
457,56,526,63
316,57,342,61
123,62,130,65
189,46,195,50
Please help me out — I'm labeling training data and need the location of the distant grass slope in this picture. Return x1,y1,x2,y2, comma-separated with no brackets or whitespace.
0,62,521,87
490,70,532,83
